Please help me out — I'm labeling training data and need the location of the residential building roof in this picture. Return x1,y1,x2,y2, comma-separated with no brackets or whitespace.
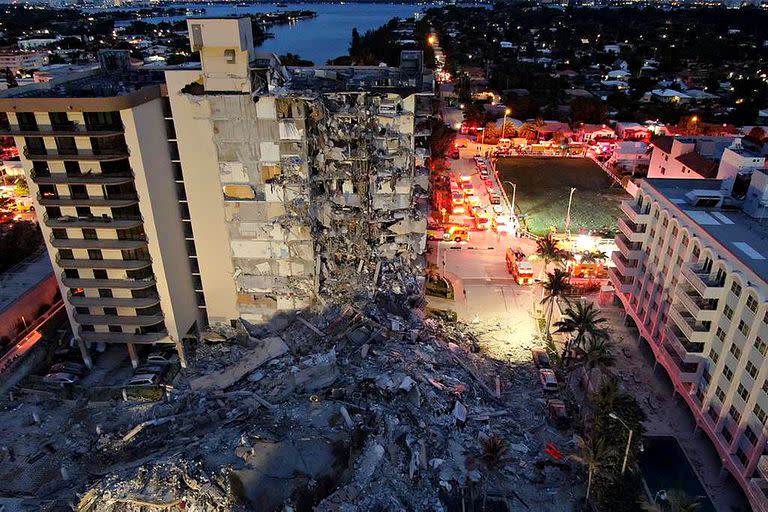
676,152,719,178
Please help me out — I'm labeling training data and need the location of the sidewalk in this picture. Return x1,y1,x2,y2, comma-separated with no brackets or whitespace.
599,301,750,512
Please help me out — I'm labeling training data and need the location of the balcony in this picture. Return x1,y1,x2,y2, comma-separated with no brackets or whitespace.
615,233,644,260
757,455,768,480
31,171,133,186
61,276,156,290
50,237,147,250
74,313,164,327
608,266,635,294
611,251,641,277
668,304,712,343
620,200,651,224
665,325,704,362
663,341,699,382
38,193,138,208
68,294,160,308
44,214,143,230
682,263,725,300
674,287,718,322
79,330,168,345
24,146,129,162
617,218,647,243
0,123,122,137
56,257,151,270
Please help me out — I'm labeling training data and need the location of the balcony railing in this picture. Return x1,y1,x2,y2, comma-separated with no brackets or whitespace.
79,329,168,345
665,325,705,361
31,170,134,185
50,236,147,250
56,256,151,270
615,233,644,260
24,146,129,162
61,275,156,290
620,200,651,224
674,286,718,322
38,192,138,207
0,122,123,137
611,251,641,277
68,294,160,309
669,304,712,343
617,217,647,242
74,313,164,327
682,263,725,299
43,213,142,229
608,266,634,294
663,341,699,381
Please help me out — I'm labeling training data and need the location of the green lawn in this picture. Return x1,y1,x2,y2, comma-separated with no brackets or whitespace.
496,157,628,236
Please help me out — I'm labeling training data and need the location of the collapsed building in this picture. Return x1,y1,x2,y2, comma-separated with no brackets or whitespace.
0,16,433,367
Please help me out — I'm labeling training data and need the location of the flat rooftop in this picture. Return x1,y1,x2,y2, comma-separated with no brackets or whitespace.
0,251,53,315
646,178,768,285
287,66,434,95
0,68,166,100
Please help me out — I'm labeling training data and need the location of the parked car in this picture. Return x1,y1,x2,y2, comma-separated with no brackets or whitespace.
538,369,559,392
460,182,475,196
531,348,550,369
128,373,160,386
49,362,87,376
147,351,176,365
489,193,501,205
427,222,442,240
547,399,569,428
43,372,80,385
479,168,489,179
443,225,469,242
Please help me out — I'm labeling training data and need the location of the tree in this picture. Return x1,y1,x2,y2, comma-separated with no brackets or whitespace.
541,268,570,340
13,178,29,197
429,119,456,159
279,53,314,66
349,27,361,56
572,335,615,373
746,126,766,144
570,434,611,502
535,233,563,278
477,435,512,510
554,300,608,363
571,96,607,124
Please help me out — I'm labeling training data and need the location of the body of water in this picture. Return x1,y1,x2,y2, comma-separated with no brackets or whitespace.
104,3,437,65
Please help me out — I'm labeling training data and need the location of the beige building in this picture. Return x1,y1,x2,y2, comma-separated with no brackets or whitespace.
610,176,768,511
0,18,433,366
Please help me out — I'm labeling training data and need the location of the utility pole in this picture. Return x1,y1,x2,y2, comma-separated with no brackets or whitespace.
565,187,576,238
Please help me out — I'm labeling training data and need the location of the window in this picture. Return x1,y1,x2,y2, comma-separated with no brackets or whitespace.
755,403,767,424
716,386,726,402
58,249,73,260
103,307,117,316
671,226,678,237
746,360,758,379
730,343,742,360
703,367,712,384
738,383,749,401
746,295,758,313
716,327,726,342
738,320,750,337
723,365,734,382
763,379,768,395
756,337,768,356
93,269,108,279
681,234,689,246
745,425,758,445
709,348,719,363
98,288,113,298
730,405,742,423
731,281,742,297
87,249,103,261
82,229,97,240
721,425,733,443
724,305,734,320
736,447,748,467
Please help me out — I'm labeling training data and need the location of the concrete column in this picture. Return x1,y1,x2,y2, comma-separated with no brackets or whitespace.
174,338,188,369
77,339,93,369
127,343,139,368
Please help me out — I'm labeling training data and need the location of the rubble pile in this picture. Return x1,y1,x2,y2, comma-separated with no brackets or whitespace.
59,305,579,511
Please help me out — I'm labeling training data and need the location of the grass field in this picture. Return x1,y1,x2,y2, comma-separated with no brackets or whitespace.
496,157,628,236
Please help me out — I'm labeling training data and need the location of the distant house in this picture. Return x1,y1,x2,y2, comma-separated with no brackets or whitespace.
649,89,692,104
685,89,720,105
601,80,629,91
647,135,736,179
536,120,572,139
603,44,621,55
605,69,630,81
577,124,616,143
609,141,650,175
615,122,650,141
758,109,768,124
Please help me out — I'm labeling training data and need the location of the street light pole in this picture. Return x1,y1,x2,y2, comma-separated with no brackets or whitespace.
504,180,516,216
609,412,633,476
501,108,511,139
565,187,576,238
479,127,485,152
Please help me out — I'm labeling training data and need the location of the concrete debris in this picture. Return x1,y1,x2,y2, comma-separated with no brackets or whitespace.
0,305,580,511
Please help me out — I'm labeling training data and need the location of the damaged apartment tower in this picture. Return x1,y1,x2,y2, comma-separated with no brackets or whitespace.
0,17,433,367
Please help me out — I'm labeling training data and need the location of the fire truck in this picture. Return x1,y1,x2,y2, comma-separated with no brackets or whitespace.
505,248,534,285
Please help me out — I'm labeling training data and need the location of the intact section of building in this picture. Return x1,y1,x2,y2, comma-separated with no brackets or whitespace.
167,18,432,326
0,18,433,365
0,50,200,368
610,175,768,511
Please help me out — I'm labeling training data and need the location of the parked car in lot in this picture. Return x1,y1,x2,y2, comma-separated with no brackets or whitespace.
539,369,559,392
49,362,87,376
479,168,489,179
128,373,160,386
531,347,550,368
443,225,469,242
460,182,475,195
43,372,80,385
488,192,501,205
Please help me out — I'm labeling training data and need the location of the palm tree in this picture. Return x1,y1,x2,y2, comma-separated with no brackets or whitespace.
536,233,563,279
592,380,619,411
554,300,608,363
640,489,702,512
570,434,611,502
541,269,570,339
573,335,616,372
477,435,511,510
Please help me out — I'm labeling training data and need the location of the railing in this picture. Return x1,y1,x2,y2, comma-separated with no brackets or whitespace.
681,264,725,299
